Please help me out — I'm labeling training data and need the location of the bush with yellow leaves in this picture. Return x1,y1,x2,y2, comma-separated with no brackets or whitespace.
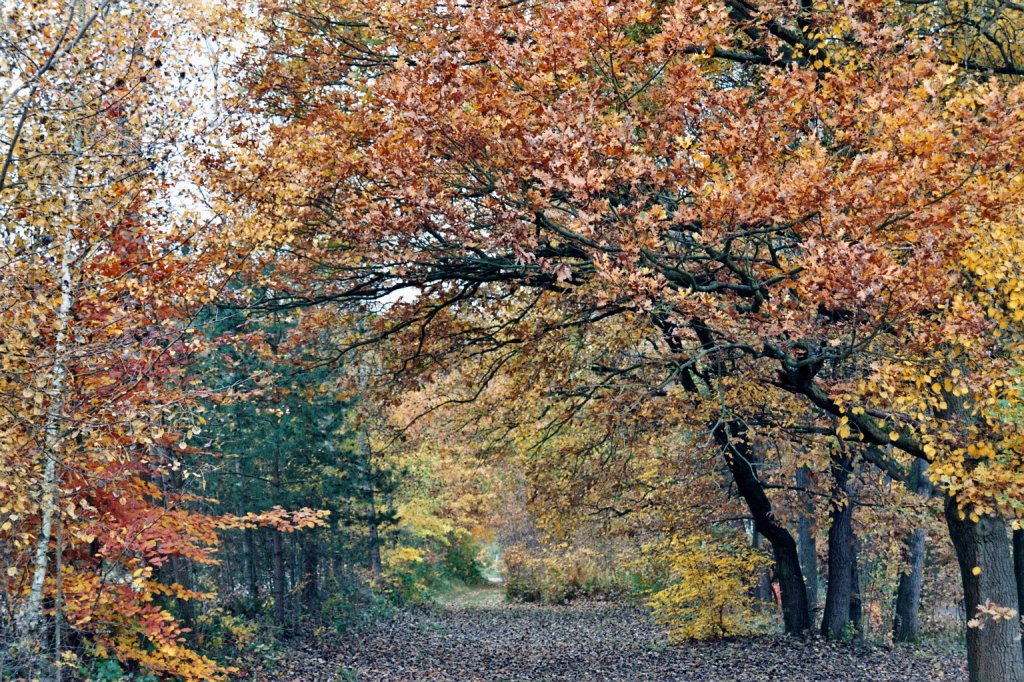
647,532,771,641
503,543,628,604
382,545,434,604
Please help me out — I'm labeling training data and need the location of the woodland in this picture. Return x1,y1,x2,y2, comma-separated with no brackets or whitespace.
3,0,1024,681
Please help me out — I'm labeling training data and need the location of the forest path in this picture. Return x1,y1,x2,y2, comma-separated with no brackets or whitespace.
259,593,966,682
437,583,506,609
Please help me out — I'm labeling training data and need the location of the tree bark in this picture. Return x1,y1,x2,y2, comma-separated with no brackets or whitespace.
894,458,932,642
796,466,819,611
945,498,1024,682
245,527,259,604
715,422,811,634
169,555,196,643
1014,529,1024,660
849,538,863,641
822,453,856,640
367,488,383,582
751,531,775,603
359,426,383,582
289,533,300,621
893,525,927,641
20,107,80,642
272,451,286,629
301,533,320,614
272,529,285,628
53,489,64,682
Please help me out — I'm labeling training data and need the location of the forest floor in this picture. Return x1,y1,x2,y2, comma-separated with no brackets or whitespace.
246,586,966,682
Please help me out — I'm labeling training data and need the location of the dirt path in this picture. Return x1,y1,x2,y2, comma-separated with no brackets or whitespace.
260,589,966,682
438,584,507,609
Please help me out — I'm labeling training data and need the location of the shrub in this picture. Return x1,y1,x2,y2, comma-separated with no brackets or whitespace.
444,530,485,585
646,532,770,641
321,582,393,634
78,657,159,682
382,545,434,604
503,544,628,604
190,607,272,666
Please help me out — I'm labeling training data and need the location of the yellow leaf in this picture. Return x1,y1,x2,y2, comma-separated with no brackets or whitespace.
972,566,981,576
889,431,899,441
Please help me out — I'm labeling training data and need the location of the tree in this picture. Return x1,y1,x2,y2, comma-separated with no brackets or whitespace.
0,2,325,678
194,304,398,625
225,0,1024,678
893,458,933,642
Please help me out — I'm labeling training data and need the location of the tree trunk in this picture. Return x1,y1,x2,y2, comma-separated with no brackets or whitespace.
849,538,863,641
20,108,81,640
170,555,196,643
245,527,259,604
359,426,383,582
893,526,927,641
945,497,1024,682
822,453,856,640
751,531,775,603
1014,529,1024,660
796,466,819,611
272,529,286,628
289,533,299,620
218,547,233,597
715,422,811,634
367,489,383,582
894,458,932,642
53,489,64,682
272,451,286,629
302,534,320,614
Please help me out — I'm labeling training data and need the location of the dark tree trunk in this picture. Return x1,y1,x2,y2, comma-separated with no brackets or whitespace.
272,451,286,629
1015,529,1024,660
272,528,284,622
367,494,382,582
244,527,259,603
849,539,863,641
893,526,927,642
945,497,1024,682
822,453,856,640
291,533,301,617
715,422,811,634
219,547,233,596
158,455,196,641
302,534,319,614
796,466,819,611
751,531,775,602
360,427,383,582
894,458,932,642
169,555,196,644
